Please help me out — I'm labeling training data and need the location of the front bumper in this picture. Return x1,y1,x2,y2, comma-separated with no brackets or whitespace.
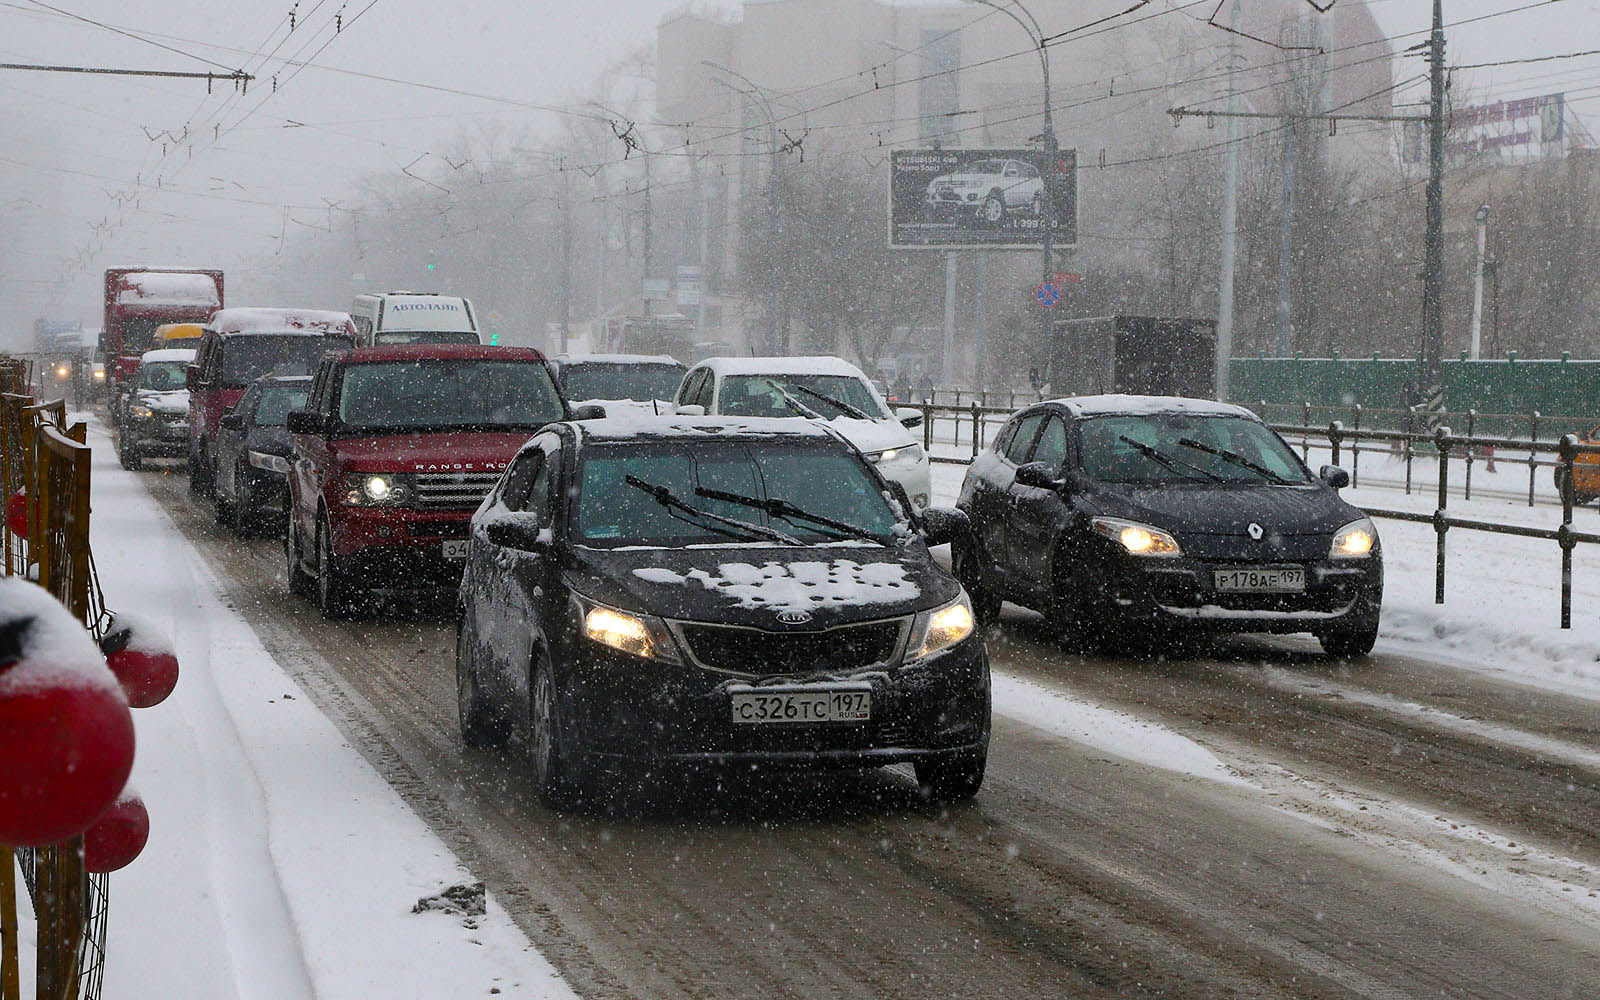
126,416,191,456
327,505,475,586
1081,551,1383,634
560,635,990,767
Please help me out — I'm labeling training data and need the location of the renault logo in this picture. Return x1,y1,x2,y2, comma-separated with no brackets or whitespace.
1247,522,1264,540
777,610,813,625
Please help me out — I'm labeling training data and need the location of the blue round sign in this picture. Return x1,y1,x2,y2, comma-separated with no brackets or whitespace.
1034,281,1061,308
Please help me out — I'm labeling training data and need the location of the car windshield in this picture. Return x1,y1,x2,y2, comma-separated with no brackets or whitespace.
719,374,888,419
561,362,684,402
1080,413,1311,485
575,440,899,547
118,318,165,355
222,334,352,387
336,359,563,432
373,330,480,345
138,361,187,391
254,385,310,426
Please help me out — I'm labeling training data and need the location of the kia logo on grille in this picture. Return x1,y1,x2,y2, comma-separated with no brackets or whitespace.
1247,522,1264,540
777,610,813,625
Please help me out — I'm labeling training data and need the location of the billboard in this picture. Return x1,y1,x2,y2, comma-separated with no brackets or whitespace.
889,148,1077,250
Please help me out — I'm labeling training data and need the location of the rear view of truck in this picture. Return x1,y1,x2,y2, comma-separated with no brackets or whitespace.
103,267,224,384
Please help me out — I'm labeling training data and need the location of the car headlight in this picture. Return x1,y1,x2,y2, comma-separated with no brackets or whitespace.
1090,517,1182,557
93,370,106,380
576,597,680,663
128,404,153,420
873,444,924,465
55,365,69,378
342,472,412,506
908,596,975,660
248,450,290,475
1330,517,1376,558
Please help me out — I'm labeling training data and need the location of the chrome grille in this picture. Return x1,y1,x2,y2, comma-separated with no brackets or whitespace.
414,471,501,510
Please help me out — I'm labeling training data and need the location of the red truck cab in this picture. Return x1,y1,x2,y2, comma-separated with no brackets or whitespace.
284,344,568,616
103,268,224,384
186,308,357,492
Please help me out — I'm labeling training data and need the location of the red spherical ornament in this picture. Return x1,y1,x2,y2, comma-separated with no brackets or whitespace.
83,790,148,873
0,679,135,846
104,648,178,709
5,490,27,538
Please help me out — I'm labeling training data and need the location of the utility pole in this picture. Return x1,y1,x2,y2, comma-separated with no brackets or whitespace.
558,165,572,354
1216,0,1241,400
1470,203,1488,359
641,147,654,319
1421,0,1448,418
1275,121,1296,356
942,255,957,384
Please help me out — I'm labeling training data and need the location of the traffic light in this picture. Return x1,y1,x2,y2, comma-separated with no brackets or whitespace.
488,333,499,346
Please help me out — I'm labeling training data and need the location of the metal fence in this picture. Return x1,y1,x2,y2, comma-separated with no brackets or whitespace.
0,379,109,1000
911,401,1598,630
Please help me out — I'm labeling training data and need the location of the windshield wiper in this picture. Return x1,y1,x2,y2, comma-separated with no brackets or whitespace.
694,487,885,544
1117,436,1224,483
787,383,871,420
1176,438,1294,485
762,379,823,419
624,476,802,545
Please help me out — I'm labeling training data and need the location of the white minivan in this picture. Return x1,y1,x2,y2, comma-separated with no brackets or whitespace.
349,292,480,346
672,356,933,510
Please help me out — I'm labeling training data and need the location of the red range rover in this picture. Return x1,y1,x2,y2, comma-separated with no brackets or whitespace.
284,344,568,616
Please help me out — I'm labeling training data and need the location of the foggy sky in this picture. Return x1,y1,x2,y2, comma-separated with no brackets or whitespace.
0,0,1593,347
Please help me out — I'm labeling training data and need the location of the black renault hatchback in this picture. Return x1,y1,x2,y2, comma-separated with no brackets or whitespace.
455,416,989,807
955,395,1382,656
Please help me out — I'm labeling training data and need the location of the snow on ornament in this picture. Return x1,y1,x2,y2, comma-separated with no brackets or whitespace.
5,489,28,538
99,612,178,709
0,577,135,847
83,784,148,873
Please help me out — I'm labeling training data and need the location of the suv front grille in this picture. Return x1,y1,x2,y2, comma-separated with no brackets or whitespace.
414,471,501,509
677,620,905,676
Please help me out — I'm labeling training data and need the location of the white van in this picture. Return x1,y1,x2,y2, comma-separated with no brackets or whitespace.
349,292,480,346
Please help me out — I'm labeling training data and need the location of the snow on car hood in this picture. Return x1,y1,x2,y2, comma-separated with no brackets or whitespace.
818,416,916,456
567,544,958,630
573,398,671,418
137,388,189,414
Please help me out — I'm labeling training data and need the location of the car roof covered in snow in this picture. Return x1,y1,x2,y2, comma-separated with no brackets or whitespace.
340,343,548,364
206,308,355,335
695,356,869,380
139,348,196,364
1045,394,1257,420
567,415,843,446
556,354,683,367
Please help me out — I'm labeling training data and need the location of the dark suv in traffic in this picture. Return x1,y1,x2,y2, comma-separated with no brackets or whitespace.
454,416,988,807
954,396,1382,656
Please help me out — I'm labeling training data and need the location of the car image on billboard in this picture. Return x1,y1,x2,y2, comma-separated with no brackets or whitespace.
889,147,1077,250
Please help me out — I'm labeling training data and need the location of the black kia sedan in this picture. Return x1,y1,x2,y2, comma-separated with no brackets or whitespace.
455,416,989,807
955,395,1382,656
212,375,310,536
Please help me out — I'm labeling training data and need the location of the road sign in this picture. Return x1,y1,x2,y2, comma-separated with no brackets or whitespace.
675,265,702,306
1035,282,1061,308
1054,272,1083,285
888,147,1078,250
642,278,670,302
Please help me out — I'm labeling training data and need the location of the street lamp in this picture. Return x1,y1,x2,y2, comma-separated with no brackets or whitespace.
703,59,784,355
962,0,1058,371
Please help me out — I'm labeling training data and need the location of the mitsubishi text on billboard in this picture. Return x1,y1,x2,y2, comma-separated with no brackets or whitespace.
888,148,1077,250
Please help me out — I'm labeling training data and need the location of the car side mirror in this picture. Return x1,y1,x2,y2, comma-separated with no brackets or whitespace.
895,406,924,429
570,403,607,421
1015,461,1065,491
220,412,244,430
919,507,971,548
285,409,325,436
184,364,201,390
675,404,706,416
1319,464,1351,490
484,515,548,552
